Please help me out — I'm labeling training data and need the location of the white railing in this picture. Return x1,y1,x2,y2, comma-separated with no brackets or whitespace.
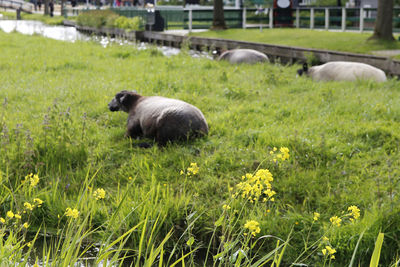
0,0,33,12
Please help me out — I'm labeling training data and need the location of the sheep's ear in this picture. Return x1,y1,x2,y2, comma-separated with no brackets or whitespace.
119,94,131,107
303,63,308,72
115,92,131,107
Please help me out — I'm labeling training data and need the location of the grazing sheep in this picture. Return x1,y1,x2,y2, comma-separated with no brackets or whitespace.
297,61,387,82
108,91,209,146
217,49,269,64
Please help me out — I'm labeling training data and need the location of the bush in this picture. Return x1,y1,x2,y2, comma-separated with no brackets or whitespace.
76,10,142,31
76,10,119,28
112,16,143,31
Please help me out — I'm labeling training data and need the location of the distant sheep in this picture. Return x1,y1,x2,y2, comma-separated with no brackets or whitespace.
218,49,269,64
108,91,209,146
297,61,387,82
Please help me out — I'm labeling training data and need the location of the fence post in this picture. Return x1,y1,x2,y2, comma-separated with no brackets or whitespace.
269,7,273,28
359,7,364,33
295,8,299,28
243,7,246,29
325,8,329,30
310,8,314,29
341,7,346,31
188,8,192,33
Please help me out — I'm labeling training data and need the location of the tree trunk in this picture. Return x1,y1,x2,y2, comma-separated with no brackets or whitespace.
212,0,227,30
61,0,65,17
369,0,395,41
44,0,49,15
337,0,341,6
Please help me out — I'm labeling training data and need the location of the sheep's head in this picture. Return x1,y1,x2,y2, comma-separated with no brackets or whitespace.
297,63,309,76
108,90,139,113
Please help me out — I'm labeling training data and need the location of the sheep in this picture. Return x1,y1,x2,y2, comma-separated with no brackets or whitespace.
217,49,269,64
108,90,209,146
297,61,387,82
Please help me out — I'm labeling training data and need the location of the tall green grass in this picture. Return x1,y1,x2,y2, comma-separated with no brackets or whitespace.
1,30,400,265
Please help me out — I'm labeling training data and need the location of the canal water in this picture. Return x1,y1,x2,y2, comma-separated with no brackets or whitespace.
0,19,211,58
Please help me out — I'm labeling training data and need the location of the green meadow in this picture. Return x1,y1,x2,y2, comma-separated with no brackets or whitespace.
1,30,400,266
192,28,400,59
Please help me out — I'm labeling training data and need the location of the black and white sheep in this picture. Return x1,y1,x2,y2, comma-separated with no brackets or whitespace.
217,49,269,64
297,61,387,82
108,91,209,146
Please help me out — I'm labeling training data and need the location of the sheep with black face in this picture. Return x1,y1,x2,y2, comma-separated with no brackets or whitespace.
297,61,387,82
108,91,209,146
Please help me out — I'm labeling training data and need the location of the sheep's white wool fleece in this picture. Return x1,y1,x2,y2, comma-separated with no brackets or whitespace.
309,61,387,82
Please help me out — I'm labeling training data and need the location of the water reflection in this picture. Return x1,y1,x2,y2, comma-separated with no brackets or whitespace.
0,20,212,58
0,20,89,42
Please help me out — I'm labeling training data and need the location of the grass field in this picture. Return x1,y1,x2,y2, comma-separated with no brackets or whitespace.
192,28,400,59
1,30,400,266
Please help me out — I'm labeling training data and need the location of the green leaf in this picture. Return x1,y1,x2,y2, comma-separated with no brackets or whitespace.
186,237,194,247
369,232,384,267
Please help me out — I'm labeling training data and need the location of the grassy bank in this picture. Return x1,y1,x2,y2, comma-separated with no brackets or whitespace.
192,28,400,59
0,11,66,25
1,31,400,265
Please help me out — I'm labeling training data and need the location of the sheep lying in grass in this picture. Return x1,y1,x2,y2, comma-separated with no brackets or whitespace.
217,49,269,64
108,90,209,146
297,61,387,82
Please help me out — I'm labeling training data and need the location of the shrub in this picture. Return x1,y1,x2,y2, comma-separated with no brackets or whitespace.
112,16,143,31
76,10,119,28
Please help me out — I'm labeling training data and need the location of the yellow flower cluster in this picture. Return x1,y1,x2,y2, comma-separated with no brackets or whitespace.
313,212,320,221
1,210,29,228
329,216,342,227
23,198,43,211
244,220,261,237
270,147,290,162
24,173,40,187
234,169,276,203
222,204,231,211
180,163,200,176
187,163,199,175
93,188,106,200
329,205,360,226
348,205,360,221
65,208,79,219
322,245,336,259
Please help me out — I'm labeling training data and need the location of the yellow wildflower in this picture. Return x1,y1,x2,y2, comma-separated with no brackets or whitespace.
244,220,261,237
348,205,360,219
93,188,106,200
65,208,79,219
14,214,21,220
23,222,29,228
279,147,290,160
0,217,5,223
6,211,14,219
322,236,329,242
27,242,32,247
222,204,231,211
187,163,199,175
330,216,342,227
25,173,39,187
322,246,336,258
24,202,34,211
34,198,43,207
313,212,320,221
